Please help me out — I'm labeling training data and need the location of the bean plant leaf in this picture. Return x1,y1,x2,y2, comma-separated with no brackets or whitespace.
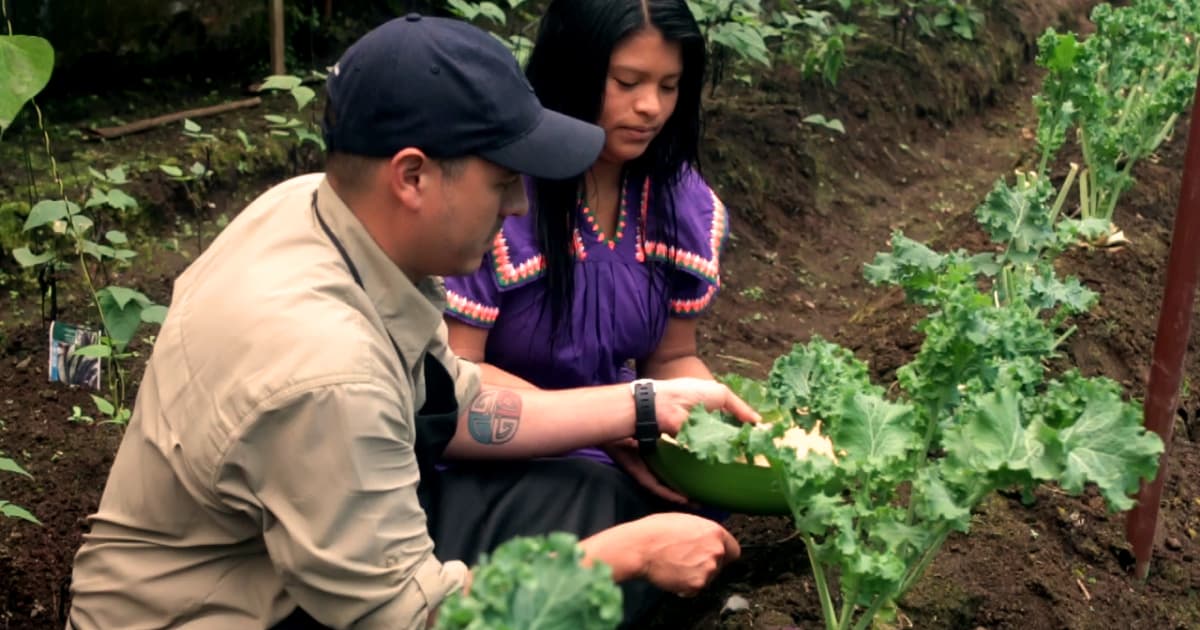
0,456,32,478
0,501,41,525
260,74,302,91
12,246,54,267
23,199,78,231
0,35,54,135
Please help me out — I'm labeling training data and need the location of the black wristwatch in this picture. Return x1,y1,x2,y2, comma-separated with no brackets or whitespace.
631,379,658,454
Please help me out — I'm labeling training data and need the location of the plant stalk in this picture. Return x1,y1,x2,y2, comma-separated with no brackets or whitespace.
804,535,841,630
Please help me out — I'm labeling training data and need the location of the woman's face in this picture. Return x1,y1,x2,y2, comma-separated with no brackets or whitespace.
595,27,683,165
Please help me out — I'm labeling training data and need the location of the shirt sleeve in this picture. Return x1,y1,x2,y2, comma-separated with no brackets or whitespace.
444,260,501,329
430,320,483,408
215,380,467,630
665,170,730,318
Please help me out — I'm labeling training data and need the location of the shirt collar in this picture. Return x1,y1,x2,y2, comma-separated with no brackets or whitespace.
314,176,446,368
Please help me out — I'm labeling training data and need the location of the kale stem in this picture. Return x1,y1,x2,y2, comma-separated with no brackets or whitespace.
849,594,890,630
1050,162,1080,223
838,582,860,630
804,535,841,630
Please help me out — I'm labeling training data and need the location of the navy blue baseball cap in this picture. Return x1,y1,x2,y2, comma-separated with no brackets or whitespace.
323,14,604,180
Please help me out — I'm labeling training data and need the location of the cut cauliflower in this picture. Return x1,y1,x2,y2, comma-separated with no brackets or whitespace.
770,421,838,465
731,421,838,468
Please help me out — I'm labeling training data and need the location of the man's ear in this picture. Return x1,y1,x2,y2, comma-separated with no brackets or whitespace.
386,148,431,211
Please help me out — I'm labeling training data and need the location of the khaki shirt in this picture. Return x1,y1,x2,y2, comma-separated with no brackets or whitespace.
68,174,479,629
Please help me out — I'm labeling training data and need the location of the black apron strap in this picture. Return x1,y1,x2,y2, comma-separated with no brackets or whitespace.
276,192,461,630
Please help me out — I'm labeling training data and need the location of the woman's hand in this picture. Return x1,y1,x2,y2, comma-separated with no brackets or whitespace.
652,378,760,435
601,438,691,505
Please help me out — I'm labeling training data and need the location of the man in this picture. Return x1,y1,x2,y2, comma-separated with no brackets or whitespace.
67,14,757,630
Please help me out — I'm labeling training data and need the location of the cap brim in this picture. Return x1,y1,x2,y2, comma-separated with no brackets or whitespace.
479,109,605,180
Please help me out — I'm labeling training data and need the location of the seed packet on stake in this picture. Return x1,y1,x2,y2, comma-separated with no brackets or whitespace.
47,320,102,389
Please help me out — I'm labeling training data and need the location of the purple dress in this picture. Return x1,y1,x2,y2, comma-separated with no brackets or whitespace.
444,168,729,459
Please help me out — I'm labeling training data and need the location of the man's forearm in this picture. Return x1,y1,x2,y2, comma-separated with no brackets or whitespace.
443,384,637,459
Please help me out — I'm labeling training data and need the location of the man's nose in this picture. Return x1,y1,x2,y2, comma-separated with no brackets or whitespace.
504,186,529,217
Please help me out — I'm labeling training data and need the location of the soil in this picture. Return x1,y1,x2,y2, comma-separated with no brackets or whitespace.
2,0,1198,628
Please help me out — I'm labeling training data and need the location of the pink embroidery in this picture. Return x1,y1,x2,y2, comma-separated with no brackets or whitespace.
447,289,500,325
490,230,546,287
671,285,718,315
640,185,726,286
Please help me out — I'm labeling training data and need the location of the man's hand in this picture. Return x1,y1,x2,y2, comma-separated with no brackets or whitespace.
601,438,691,505
578,513,740,597
652,378,760,435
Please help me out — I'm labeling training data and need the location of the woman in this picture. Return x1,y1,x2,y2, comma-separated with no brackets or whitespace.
444,0,729,504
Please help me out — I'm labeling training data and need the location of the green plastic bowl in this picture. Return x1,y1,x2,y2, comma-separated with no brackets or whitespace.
645,436,791,515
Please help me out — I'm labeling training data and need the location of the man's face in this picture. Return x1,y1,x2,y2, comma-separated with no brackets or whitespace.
430,156,528,275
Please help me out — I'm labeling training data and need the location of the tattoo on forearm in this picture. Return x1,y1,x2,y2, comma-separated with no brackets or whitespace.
467,390,522,445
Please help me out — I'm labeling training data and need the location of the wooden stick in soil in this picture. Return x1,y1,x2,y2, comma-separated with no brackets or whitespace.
83,97,262,140
1125,71,1200,580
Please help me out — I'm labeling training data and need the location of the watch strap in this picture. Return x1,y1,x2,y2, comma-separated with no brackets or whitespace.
632,379,658,454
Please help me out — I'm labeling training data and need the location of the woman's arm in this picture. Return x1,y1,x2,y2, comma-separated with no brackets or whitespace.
638,317,714,380
445,318,539,389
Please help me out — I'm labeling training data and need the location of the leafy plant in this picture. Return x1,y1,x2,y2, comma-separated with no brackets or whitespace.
676,170,1163,630
257,73,328,171
1034,0,1200,227
4,21,165,425
1,454,39,524
435,533,623,630
445,0,537,65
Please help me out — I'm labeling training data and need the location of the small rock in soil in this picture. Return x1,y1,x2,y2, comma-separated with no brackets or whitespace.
1165,537,1183,551
721,594,750,615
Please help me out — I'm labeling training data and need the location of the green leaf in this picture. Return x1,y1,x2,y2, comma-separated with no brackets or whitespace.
183,118,201,133
943,389,1041,487
106,188,138,210
0,456,32,478
767,337,880,424
72,344,112,358
97,287,152,350
446,0,479,19
190,162,208,177
81,240,116,261
911,467,971,530
1051,383,1163,510
0,501,41,525
831,392,920,475
140,304,168,324
71,214,93,234
236,129,254,150
159,164,183,177
105,230,128,244
435,533,622,630
259,74,303,91
91,395,116,416
802,113,845,134
291,85,316,110
102,286,150,310
476,1,507,24
104,166,128,184
0,35,54,135
12,246,54,267
677,407,749,463
23,199,76,231
112,249,137,262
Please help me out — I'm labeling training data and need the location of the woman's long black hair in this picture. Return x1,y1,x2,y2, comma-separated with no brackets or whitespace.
524,0,707,343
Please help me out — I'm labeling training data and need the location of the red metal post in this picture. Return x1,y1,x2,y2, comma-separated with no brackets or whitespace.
1125,72,1200,580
